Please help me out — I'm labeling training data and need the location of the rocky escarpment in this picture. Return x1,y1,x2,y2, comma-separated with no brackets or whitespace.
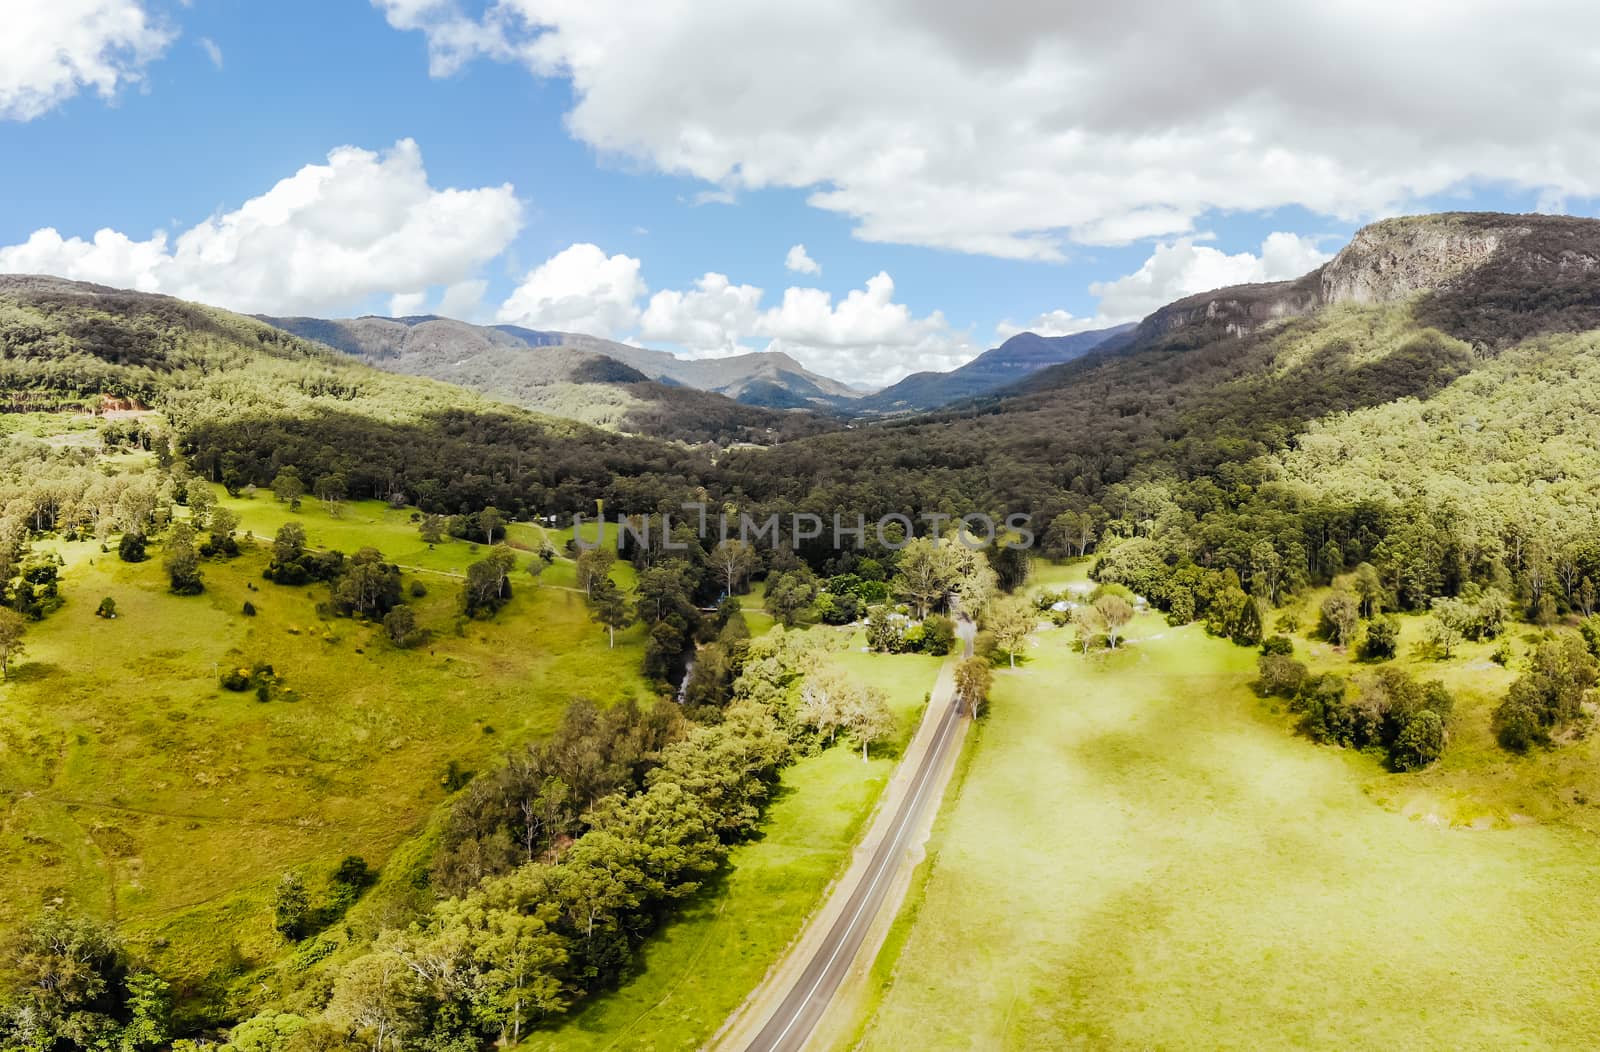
1318,214,1511,306
1133,271,1325,344
1134,212,1600,350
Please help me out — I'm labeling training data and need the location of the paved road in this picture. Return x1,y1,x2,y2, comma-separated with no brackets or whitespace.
743,620,975,1052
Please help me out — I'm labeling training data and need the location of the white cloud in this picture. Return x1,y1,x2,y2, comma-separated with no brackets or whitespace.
639,273,763,354
496,243,646,335
1089,232,1331,321
995,232,1331,341
994,310,1103,341
375,0,1600,260
390,290,429,316
496,243,970,386
784,243,821,275
0,139,524,316
198,37,224,70
2,0,174,120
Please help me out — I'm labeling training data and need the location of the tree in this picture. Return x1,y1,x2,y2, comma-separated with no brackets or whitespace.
164,522,203,595
95,596,118,619
0,608,25,678
1257,653,1307,697
271,468,305,505
1353,562,1386,618
324,951,425,1052
1390,709,1445,771
1320,591,1360,648
208,506,239,545
314,473,348,517
418,514,445,545
842,686,894,762
709,539,758,597
274,872,312,941
1426,596,1472,659
796,670,854,744
274,522,307,565
1094,594,1135,649
334,548,402,618
589,577,633,648
119,531,147,563
383,606,418,648
184,476,216,530
893,537,955,618
765,567,819,628
954,657,993,716
987,597,1035,667
575,547,617,597
1359,615,1401,660
463,546,519,617
479,506,506,545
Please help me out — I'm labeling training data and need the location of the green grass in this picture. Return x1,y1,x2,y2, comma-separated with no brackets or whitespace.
522,636,942,1051
0,526,651,999
857,616,1600,1049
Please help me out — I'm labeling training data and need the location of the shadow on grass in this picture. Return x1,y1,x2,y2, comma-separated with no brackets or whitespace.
5,661,61,684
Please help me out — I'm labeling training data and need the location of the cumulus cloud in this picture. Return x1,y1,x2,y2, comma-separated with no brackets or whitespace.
497,243,646,335
375,0,1600,260
198,37,224,70
995,232,1331,341
994,310,1104,341
497,243,970,386
784,244,821,275
2,0,174,120
1089,232,1331,321
639,273,763,354
0,139,524,316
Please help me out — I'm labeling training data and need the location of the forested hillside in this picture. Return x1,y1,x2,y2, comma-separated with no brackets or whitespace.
0,276,707,518
720,213,1600,624
260,313,836,444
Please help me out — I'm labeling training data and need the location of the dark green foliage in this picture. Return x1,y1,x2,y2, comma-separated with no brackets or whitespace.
1231,597,1264,647
273,873,312,941
1260,634,1294,657
1292,666,1453,770
332,548,403,619
1360,615,1401,660
118,532,147,563
922,614,957,656
1493,636,1599,751
95,596,118,619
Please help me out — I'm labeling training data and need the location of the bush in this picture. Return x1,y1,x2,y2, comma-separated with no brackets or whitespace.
118,532,147,563
1257,653,1307,697
1260,634,1294,656
220,667,252,691
242,600,257,617
410,580,428,599
922,614,956,656
95,597,117,619
1391,709,1445,771
1359,615,1401,661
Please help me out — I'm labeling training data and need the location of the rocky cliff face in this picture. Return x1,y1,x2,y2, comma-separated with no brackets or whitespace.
1135,213,1600,349
1319,214,1513,306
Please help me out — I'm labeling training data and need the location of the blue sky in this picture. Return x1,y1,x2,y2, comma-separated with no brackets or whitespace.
0,0,1588,387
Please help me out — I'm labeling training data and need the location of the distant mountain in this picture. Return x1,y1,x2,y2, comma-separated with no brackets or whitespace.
492,325,861,409
856,324,1134,413
258,314,836,445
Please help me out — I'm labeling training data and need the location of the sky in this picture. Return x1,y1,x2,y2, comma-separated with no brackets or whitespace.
0,1,1593,389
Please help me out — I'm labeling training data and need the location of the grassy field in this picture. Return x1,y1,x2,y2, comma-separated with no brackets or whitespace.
0,503,651,1000
856,615,1600,1049
523,635,942,1051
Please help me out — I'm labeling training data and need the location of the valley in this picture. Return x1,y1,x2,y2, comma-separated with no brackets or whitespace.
6,213,1600,1050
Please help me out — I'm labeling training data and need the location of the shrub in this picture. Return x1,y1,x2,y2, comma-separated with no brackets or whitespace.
220,667,252,691
118,532,147,563
95,597,117,619
242,600,257,617
922,614,956,655
1390,709,1445,771
1260,634,1294,656
410,580,428,599
1257,653,1307,697
1359,615,1401,661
